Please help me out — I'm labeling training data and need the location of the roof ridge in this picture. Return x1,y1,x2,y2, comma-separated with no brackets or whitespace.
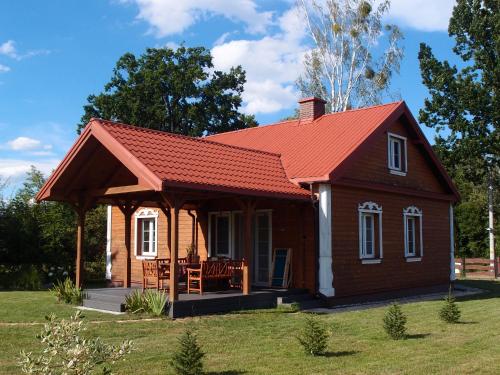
207,101,403,138
92,118,283,158
205,118,299,138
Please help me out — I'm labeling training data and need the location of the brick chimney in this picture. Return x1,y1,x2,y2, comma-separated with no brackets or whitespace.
298,97,326,121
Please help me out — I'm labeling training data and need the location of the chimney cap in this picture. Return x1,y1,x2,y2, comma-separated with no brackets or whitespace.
298,96,327,104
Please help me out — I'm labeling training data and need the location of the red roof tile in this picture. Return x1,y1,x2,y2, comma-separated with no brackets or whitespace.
97,119,310,199
207,102,402,181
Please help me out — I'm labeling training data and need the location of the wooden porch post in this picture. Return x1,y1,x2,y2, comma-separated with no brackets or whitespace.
123,211,132,288
169,203,180,301
242,200,255,295
75,209,85,288
116,200,144,288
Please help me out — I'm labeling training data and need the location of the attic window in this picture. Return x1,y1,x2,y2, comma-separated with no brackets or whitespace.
388,133,407,175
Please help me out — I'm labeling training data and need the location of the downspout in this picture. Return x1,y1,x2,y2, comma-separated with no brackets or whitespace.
187,210,197,254
310,183,320,295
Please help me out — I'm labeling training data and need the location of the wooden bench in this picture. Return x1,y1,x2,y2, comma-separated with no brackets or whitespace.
187,259,245,294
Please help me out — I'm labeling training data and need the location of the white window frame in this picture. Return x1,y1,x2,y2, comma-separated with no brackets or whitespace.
403,206,423,262
358,202,383,264
134,208,158,259
208,211,232,258
387,132,407,176
254,209,273,286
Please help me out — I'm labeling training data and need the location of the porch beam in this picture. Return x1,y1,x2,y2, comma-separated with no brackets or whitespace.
88,184,153,197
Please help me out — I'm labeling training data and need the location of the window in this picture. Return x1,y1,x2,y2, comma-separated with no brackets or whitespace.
403,206,423,261
388,133,407,175
358,202,383,263
134,208,158,258
210,213,231,257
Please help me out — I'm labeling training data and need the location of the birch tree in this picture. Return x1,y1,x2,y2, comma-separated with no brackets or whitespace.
297,0,404,112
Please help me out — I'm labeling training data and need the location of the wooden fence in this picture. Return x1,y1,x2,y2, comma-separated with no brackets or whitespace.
455,257,500,278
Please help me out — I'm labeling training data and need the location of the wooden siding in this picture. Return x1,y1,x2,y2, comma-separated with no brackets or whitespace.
110,201,316,291
345,121,447,194
331,185,450,297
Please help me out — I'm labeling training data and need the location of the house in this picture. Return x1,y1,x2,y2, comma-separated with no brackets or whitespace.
36,98,459,314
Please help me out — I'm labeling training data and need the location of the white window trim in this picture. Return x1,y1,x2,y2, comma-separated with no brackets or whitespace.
208,211,232,258
387,132,407,175
134,208,158,259
403,206,423,261
358,202,383,261
254,210,273,286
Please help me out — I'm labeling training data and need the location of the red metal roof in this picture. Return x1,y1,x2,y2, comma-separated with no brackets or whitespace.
208,102,402,181
96,119,310,199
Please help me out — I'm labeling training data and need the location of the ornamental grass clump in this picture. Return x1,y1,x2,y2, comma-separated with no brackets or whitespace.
18,311,133,375
170,328,205,375
143,289,168,316
297,315,329,356
383,303,407,340
51,277,83,305
439,288,461,324
125,289,145,314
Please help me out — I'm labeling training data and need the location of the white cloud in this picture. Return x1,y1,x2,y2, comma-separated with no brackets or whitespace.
0,40,17,58
7,137,42,151
0,158,59,182
125,0,273,37
384,0,455,32
212,7,308,114
0,64,10,73
0,39,51,61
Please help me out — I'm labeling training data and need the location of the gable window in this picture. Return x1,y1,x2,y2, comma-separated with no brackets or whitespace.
388,133,407,175
134,208,158,258
403,206,423,261
358,202,383,264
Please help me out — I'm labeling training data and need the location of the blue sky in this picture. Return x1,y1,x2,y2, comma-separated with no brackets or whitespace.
0,0,459,195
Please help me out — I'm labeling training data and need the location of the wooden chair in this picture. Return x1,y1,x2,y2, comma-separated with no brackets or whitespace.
142,258,170,290
187,260,244,294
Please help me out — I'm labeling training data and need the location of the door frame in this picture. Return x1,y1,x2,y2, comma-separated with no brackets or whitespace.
253,209,273,286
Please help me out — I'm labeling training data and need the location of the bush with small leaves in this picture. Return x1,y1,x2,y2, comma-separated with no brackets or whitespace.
383,303,407,340
297,315,329,356
439,289,461,323
18,311,133,374
170,328,205,375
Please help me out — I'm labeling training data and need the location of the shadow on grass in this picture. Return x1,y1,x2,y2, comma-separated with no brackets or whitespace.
323,350,358,358
206,371,247,375
455,320,479,325
406,333,431,340
454,279,500,303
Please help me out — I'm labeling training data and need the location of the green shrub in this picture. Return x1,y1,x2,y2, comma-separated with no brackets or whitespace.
170,328,205,375
125,289,168,316
125,289,145,314
439,289,461,323
297,315,329,356
143,289,168,316
383,303,407,340
16,265,43,290
18,311,133,374
51,278,83,305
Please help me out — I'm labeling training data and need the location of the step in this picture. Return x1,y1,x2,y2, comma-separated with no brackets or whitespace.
82,299,124,313
277,294,315,304
84,292,128,304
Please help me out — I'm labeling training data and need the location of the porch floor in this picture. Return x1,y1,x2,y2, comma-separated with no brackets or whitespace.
83,286,313,318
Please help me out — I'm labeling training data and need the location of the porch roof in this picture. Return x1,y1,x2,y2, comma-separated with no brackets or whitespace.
36,118,310,203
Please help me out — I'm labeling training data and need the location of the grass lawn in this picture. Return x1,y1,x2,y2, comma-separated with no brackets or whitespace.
1,279,500,374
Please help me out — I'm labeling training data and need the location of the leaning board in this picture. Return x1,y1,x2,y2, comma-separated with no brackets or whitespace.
270,248,292,288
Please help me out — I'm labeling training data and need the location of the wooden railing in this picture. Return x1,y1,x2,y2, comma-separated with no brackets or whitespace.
455,257,499,278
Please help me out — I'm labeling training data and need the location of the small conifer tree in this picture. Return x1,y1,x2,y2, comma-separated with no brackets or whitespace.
170,328,205,375
439,288,461,323
297,315,329,356
383,303,407,340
